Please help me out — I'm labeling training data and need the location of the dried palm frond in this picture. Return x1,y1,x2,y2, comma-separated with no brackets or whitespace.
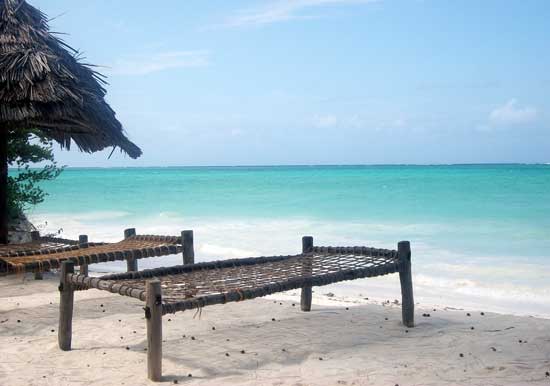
0,0,141,158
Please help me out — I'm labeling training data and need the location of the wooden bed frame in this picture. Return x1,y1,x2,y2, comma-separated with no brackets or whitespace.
0,228,187,276
57,232,414,381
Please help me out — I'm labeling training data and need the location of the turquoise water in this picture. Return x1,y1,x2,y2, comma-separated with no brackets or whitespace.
23,164,550,316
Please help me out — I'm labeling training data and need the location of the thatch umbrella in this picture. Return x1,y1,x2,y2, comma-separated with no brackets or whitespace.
0,0,142,243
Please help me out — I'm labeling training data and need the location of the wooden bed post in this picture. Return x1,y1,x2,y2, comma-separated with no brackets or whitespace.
182,230,194,265
79,234,89,276
146,279,163,381
398,241,414,327
301,236,313,312
58,261,75,351
32,232,43,280
0,129,7,245
124,228,138,272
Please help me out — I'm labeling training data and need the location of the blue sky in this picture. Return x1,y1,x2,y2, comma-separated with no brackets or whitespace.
33,0,550,166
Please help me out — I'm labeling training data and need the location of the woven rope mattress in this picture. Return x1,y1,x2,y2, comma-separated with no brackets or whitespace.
0,236,81,256
0,235,182,274
68,246,401,315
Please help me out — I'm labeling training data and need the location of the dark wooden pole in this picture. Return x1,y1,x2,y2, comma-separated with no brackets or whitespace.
398,241,414,327
58,261,75,351
146,279,163,381
79,234,89,276
33,231,43,279
124,228,138,272
182,230,194,265
300,236,313,312
0,129,8,245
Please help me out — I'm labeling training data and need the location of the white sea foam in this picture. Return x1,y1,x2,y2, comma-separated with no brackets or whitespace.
200,244,260,259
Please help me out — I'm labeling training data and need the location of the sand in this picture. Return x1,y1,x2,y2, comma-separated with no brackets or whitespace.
1,273,549,386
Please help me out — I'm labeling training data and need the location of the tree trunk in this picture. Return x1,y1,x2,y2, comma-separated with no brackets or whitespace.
0,130,8,244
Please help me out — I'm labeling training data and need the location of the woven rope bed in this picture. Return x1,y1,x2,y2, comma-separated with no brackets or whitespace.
0,235,81,256
72,246,401,313
0,230,183,274
57,232,415,381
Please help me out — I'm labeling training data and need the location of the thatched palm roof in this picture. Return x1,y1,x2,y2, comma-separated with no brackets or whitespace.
0,0,142,158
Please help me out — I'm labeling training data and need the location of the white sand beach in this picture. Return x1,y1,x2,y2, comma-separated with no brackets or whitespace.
1,273,549,386
2,1,549,385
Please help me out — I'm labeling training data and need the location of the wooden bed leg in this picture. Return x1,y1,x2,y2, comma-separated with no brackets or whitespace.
79,235,89,276
30,230,40,241
124,228,138,272
300,287,312,312
33,232,43,280
398,241,414,328
58,261,75,351
146,280,163,381
301,236,313,312
182,230,194,265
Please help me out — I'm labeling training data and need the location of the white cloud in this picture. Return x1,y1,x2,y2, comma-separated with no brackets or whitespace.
230,128,244,137
489,99,538,127
346,114,365,129
392,118,406,128
312,113,409,130
313,114,339,128
223,0,378,28
110,50,210,76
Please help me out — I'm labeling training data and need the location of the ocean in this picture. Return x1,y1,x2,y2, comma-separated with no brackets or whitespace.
25,164,550,317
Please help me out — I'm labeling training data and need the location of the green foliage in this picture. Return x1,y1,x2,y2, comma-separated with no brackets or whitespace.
8,129,64,219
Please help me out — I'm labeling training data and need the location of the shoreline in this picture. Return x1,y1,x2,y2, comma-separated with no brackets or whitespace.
1,273,549,385
26,213,550,320
82,265,550,320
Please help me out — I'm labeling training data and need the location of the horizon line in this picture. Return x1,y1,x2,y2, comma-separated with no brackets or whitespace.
14,162,550,170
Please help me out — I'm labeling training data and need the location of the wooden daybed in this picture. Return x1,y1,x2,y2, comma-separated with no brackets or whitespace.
57,233,414,381
0,229,190,275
